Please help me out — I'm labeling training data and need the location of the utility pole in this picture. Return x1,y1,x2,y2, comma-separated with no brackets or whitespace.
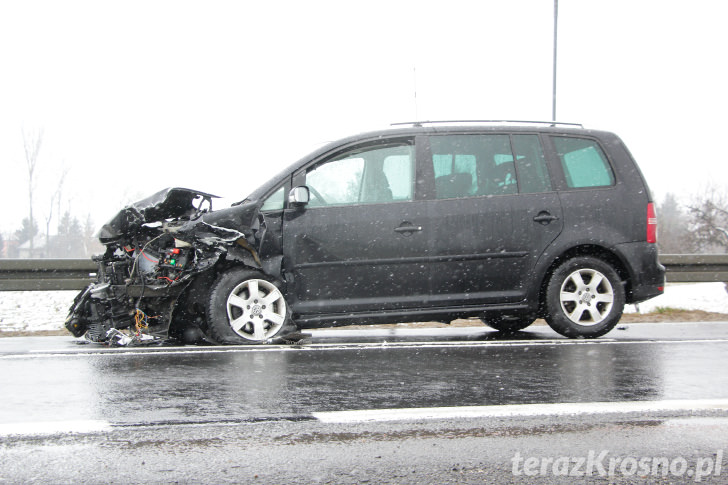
552,0,559,121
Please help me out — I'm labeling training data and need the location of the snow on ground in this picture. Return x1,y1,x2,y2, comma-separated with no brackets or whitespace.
0,290,78,333
623,282,728,314
0,283,727,334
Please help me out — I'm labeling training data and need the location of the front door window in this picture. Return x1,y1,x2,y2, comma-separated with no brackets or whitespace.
305,143,414,207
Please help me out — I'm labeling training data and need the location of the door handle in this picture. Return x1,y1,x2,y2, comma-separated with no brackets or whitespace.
394,223,422,234
533,212,559,225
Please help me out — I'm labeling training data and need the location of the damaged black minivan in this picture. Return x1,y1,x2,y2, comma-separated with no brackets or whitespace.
66,122,665,345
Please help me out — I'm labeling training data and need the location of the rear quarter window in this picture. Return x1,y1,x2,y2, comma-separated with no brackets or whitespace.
552,136,615,188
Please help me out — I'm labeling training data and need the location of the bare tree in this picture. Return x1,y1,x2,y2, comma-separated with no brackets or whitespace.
22,128,43,258
687,185,728,253
44,164,69,253
657,193,695,253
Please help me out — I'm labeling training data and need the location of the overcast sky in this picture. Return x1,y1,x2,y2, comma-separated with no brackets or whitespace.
1,0,727,236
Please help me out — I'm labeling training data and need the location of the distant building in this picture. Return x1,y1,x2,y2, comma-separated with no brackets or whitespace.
15,234,102,258
1,238,19,258
16,234,48,258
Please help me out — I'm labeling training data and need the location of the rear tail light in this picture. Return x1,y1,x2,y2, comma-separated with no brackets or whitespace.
647,202,657,243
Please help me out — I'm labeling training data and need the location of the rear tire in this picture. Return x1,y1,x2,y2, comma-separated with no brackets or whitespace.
207,268,294,344
544,256,624,338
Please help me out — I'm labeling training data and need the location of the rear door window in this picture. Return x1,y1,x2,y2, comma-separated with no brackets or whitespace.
429,134,552,199
511,134,552,194
552,136,615,188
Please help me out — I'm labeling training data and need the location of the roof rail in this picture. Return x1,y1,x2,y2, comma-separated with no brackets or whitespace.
391,120,584,128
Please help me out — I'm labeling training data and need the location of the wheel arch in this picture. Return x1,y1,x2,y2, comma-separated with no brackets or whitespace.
535,244,631,318
168,260,268,341
204,264,296,344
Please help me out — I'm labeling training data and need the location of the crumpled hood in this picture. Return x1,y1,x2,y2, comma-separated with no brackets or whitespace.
67,186,269,343
97,187,220,243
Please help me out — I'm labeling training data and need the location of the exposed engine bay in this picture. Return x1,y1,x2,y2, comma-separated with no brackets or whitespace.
65,188,273,346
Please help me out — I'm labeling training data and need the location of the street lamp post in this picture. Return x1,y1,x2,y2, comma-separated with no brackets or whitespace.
552,0,558,122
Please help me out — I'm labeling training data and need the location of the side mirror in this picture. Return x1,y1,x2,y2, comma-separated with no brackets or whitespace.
288,186,310,206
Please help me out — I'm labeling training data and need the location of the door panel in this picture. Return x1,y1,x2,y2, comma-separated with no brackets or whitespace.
425,133,563,306
281,138,432,315
283,202,430,314
427,193,562,305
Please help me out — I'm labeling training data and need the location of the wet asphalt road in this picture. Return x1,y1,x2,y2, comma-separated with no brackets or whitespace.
1,322,728,483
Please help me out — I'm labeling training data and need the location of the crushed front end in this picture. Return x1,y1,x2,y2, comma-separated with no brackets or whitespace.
65,187,260,345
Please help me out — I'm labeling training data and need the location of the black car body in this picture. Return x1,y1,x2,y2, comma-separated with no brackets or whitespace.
66,122,665,344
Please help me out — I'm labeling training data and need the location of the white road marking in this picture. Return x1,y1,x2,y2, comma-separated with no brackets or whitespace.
3,401,728,435
312,399,728,423
2,337,725,358
0,419,112,436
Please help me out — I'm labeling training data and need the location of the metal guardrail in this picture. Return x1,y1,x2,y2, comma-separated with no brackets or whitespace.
0,259,97,291
0,255,727,291
658,254,728,283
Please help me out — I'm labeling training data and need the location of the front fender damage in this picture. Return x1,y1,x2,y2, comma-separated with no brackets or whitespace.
65,187,263,346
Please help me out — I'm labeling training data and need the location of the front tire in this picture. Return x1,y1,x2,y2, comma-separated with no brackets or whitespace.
544,257,624,338
207,268,294,344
